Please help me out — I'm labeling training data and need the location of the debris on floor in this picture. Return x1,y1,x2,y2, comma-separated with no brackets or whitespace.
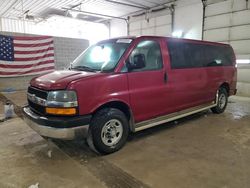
4,101,14,119
28,182,39,188
47,150,52,158
0,117,12,123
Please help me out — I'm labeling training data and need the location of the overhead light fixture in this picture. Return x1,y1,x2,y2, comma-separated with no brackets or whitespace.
71,11,79,18
236,59,250,64
172,30,183,38
38,15,109,44
25,14,35,20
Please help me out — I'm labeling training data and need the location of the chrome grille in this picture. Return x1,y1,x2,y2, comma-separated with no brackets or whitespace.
27,86,48,115
28,86,48,99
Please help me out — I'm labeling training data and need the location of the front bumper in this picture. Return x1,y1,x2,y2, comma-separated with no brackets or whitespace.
22,106,91,140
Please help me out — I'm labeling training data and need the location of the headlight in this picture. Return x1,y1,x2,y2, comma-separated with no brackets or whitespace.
47,91,77,104
46,90,78,115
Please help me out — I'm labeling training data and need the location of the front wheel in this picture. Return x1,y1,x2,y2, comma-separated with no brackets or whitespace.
211,87,228,114
88,108,129,154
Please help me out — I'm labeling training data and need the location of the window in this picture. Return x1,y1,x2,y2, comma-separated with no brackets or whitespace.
72,39,131,72
167,39,234,69
167,40,188,69
204,45,233,67
128,40,163,72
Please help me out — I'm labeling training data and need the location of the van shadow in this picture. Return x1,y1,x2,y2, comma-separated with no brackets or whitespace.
52,110,211,157
128,110,210,142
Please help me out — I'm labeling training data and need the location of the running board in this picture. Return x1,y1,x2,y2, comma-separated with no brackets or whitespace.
134,102,217,132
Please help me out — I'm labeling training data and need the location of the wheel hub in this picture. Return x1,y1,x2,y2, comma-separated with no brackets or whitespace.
105,127,116,138
219,93,226,109
101,119,123,146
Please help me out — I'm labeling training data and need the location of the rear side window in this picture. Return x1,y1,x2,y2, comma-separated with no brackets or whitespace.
204,45,233,67
167,39,234,69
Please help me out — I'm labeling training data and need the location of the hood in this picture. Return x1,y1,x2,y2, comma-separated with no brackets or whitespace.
30,70,96,90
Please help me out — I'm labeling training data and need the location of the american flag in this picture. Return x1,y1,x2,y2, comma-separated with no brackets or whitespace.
0,34,55,77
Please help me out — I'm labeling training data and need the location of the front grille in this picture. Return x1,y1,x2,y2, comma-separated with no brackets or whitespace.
28,86,48,115
28,86,48,99
28,100,45,115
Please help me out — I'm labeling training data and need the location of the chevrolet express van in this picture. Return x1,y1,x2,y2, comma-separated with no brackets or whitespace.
23,36,237,154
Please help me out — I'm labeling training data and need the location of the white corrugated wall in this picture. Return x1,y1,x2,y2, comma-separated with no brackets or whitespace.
127,0,203,39
204,0,250,97
128,9,173,37
204,0,250,60
0,16,109,44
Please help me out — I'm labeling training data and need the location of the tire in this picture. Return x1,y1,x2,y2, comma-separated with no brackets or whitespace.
211,87,228,114
88,108,129,154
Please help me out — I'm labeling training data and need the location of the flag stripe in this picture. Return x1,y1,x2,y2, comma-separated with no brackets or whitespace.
0,66,55,76
14,38,53,44
14,36,52,40
0,60,54,68
14,50,54,58
14,41,53,48
1,63,54,72
0,69,54,77
14,47,54,54
15,53,54,61
0,64,54,73
0,56,54,65
14,44,54,51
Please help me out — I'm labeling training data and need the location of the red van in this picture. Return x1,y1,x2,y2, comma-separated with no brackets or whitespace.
23,36,237,154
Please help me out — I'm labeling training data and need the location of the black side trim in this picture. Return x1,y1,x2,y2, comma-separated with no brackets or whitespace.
23,106,91,128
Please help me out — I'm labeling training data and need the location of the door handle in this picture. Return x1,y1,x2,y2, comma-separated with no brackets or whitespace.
164,72,168,83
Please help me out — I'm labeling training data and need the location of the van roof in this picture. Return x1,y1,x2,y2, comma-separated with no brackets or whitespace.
109,35,229,47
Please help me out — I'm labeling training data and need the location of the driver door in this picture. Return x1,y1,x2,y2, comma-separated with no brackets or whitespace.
126,39,174,123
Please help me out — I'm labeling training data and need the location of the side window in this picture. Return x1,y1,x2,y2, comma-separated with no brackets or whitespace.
128,40,163,72
167,40,187,69
204,46,222,67
167,40,233,69
204,45,233,67
223,46,234,66
167,40,205,69
184,43,205,68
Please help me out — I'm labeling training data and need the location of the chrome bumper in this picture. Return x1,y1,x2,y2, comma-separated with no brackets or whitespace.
23,107,90,140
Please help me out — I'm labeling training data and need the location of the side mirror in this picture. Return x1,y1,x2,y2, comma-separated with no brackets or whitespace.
68,62,73,70
127,53,146,71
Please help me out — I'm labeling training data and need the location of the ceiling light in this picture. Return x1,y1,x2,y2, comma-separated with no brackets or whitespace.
236,59,250,64
71,11,79,18
172,30,183,38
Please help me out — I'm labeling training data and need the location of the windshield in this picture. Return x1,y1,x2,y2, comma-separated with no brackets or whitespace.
71,39,132,72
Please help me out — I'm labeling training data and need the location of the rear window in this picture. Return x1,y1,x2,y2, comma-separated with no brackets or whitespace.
167,39,234,69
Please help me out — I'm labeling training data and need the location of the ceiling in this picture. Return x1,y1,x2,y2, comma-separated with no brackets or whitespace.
0,0,175,22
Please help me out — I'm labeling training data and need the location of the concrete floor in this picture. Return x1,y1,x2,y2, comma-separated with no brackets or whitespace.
0,91,250,188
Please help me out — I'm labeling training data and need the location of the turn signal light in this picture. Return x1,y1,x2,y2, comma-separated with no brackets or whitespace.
46,107,76,115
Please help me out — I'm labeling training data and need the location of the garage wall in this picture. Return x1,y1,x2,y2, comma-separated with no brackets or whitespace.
237,65,250,97
0,17,109,44
204,0,250,60
203,0,250,97
175,0,203,39
128,9,172,37
109,19,128,38
53,37,89,70
127,0,203,39
0,31,89,91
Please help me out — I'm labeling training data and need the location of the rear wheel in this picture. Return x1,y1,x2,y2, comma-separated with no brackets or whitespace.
88,108,129,154
211,87,228,114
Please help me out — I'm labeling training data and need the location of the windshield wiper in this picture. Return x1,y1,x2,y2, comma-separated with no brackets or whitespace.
71,66,97,72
